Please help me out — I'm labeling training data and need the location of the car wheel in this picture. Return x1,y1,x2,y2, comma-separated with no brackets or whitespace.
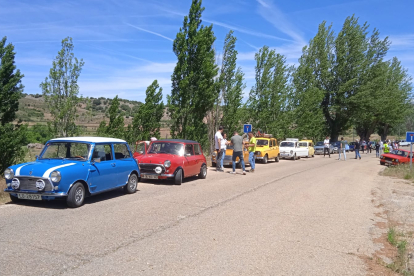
9,194,20,204
293,154,297,161
380,162,385,166
263,154,268,164
198,165,207,179
275,155,280,162
174,169,183,185
312,154,315,158
67,182,85,208
124,173,138,194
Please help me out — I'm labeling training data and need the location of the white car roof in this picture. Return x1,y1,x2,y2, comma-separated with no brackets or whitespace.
49,137,127,143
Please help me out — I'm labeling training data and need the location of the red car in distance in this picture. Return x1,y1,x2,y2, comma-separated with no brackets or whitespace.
138,139,207,185
133,141,150,162
380,149,413,166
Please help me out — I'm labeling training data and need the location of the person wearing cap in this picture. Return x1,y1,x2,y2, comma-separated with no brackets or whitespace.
150,137,157,142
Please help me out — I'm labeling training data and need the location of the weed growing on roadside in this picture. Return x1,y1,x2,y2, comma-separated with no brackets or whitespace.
382,164,414,183
386,227,413,275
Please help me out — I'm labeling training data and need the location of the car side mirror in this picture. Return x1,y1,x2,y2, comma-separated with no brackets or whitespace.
92,158,101,164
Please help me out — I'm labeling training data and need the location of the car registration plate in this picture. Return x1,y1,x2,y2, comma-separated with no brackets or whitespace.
385,160,393,164
17,193,42,200
142,175,159,180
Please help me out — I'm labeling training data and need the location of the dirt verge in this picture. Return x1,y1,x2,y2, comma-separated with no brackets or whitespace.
0,177,10,204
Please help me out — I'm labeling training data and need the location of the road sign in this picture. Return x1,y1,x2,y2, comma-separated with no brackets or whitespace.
406,132,414,143
243,124,252,133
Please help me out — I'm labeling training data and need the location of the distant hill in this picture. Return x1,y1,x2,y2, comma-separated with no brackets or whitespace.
16,94,171,137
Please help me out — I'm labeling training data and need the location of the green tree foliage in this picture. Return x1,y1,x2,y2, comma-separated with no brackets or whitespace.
167,0,219,148
25,124,53,144
219,30,246,136
247,46,293,140
295,16,376,141
129,80,164,143
97,95,125,138
0,36,26,173
40,37,84,137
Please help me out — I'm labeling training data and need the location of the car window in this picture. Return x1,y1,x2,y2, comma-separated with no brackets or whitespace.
271,139,275,147
185,144,194,156
316,142,324,146
136,142,146,154
92,144,113,161
280,142,294,147
257,140,268,146
42,142,91,160
113,144,131,159
299,142,307,147
393,150,408,157
194,144,202,155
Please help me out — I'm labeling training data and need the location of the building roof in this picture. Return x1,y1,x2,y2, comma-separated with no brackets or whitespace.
49,137,127,143
158,139,199,144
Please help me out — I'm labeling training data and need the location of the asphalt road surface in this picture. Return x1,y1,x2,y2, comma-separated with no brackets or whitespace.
0,153,384,276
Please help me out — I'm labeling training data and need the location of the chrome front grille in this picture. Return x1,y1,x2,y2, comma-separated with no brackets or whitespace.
139,164,166,174
17,177,53,191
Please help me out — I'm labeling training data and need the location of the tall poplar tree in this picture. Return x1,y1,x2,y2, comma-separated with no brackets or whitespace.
167,0,219,148
219,30,246,136
97,95,125,139
40,37,84,137
247,46,293,139
0,36,27,173
131,80,164,142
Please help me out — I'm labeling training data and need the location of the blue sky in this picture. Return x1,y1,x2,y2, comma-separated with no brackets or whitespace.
1,0,413,102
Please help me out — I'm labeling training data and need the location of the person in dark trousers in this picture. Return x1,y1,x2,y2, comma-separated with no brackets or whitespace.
367,139,372,154
323,136,330,158
354,139,362,159
375,142,380,158
230,131,246,175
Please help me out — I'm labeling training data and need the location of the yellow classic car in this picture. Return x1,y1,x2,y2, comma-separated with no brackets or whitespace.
211,145,250,168
254,136,280,164
298,140,315,158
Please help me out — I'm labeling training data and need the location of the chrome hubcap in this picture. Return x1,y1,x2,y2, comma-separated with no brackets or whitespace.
75,187,84,203
203,167,206,176
129,176,137,190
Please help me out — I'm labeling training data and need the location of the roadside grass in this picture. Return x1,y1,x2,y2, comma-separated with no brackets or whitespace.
0,177,10,204
386,227,414,275
382,164,414,183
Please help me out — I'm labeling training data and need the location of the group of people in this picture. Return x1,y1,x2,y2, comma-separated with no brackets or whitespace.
214,126,257,175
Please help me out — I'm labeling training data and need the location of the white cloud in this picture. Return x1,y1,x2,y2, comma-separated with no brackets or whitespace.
125,23,174,42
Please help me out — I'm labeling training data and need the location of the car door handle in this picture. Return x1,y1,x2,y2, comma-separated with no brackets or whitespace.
111,163,116,167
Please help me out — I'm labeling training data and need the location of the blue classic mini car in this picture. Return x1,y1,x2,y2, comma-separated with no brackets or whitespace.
3,137,140,208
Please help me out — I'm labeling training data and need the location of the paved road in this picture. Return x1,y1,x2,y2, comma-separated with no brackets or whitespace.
0,153,384,275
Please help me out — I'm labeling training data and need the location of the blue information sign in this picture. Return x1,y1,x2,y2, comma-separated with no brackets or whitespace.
406,132,414,143
243,124,252,133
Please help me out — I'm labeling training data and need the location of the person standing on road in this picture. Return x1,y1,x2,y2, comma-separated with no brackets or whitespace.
380,140,384,154
323,136,331,158
246,132,257,173
338,137,346,161
375,142,380,158
230,131,246,175
354,139,362,159
214,126,224,172
361,140,365,154
367,139,371,154
220,133,228,169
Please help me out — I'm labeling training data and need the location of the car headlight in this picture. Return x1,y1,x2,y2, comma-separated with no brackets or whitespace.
11,178,20,190
4,168,14,180
36,179,46,191
164,160,171,168
395,159,399,162
290,150,293,154
50,171,61,183
154,166,162,174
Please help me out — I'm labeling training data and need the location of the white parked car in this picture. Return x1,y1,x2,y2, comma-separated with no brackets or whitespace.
399,140,411,147
279,138,308,160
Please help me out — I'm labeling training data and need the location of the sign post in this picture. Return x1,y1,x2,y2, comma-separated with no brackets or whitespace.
243,124,252,134
406,132,414,169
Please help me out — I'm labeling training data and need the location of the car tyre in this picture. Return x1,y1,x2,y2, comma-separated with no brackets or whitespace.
9,194,20,204
275,155,280,162
293,154,297,161
174,169,183,185
263,154,268,164
67,182,85,208
380,162,385,166
124,173,138,194
198,165,207,179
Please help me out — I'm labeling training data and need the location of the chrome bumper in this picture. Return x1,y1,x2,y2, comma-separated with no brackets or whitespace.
4,190,67,197
255,156,264,160
141,173,174,177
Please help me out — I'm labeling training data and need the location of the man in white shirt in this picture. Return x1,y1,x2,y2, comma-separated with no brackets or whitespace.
214,126,224,172
220,133,228,169
379,140,384,154
324,136,330,158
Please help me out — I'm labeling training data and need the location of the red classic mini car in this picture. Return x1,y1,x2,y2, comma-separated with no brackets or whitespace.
380,149,413,166
137,139,207,185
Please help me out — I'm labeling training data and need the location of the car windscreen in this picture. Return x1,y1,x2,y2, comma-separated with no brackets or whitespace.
280,142,294,147
148,142,184,156
257,140,268,146
392,150,408,157
226,145,234,150
315,142,324,146
41,142,91,160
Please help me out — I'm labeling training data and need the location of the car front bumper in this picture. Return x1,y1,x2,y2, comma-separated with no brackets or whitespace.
5,190,68,200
